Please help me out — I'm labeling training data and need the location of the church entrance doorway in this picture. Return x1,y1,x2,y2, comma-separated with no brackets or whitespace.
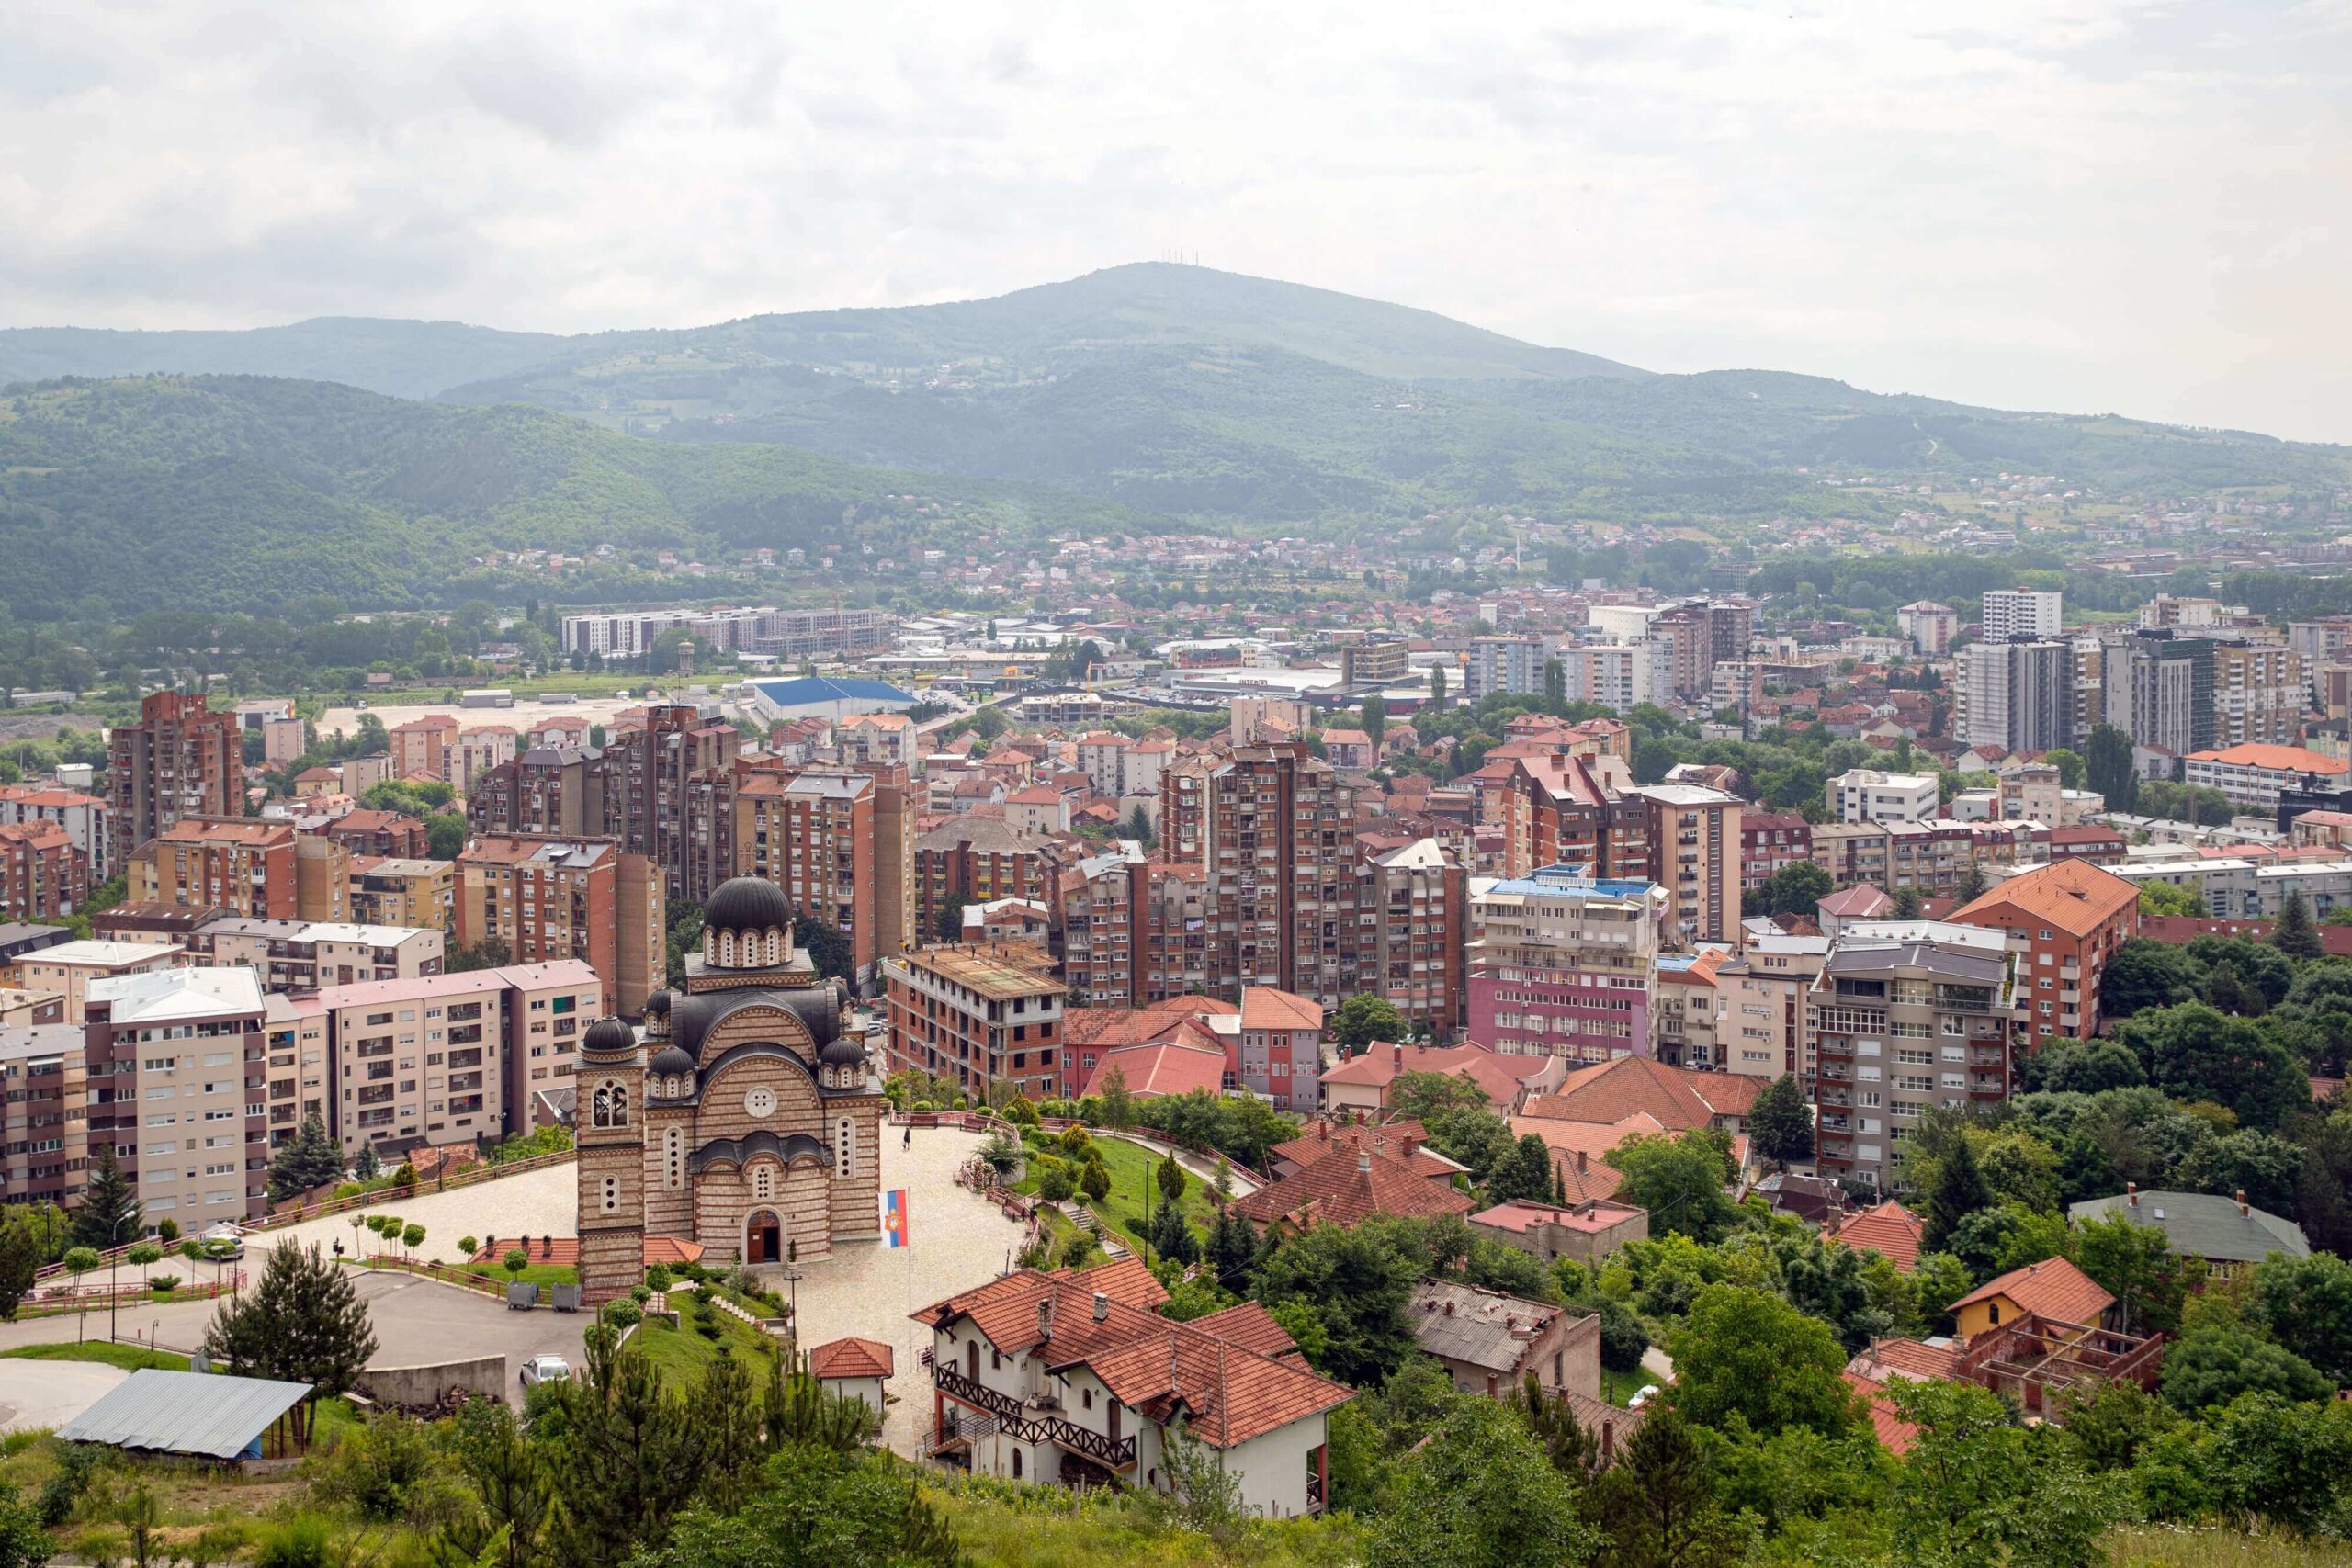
745,1209,782,1264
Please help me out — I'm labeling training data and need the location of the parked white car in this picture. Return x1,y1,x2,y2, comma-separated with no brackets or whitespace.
519,1355,571,1388
1627,1384,1662,1410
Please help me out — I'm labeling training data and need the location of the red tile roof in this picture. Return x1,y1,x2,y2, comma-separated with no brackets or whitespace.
1831,1201,1926,1272
1949,1256,2114,1325
1231,1144,1475,1231
1844,1371,1920,1455
1081,1039,1229,1100
1950,858,2139,938
1270,1120,1466,1182
1321,1040,1551,1113
808,1336,896,1381
911,1258,1347,1447
1519,1056,1760,1132
1239,987,1323,1032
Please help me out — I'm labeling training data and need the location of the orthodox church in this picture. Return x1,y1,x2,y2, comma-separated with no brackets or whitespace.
577,876,884,1303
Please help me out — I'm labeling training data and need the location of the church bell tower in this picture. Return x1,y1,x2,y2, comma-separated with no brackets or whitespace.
574,1015,645,1305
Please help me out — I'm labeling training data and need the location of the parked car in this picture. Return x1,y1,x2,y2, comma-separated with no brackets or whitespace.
519,1355,571,1388
1627,1384,1662,1410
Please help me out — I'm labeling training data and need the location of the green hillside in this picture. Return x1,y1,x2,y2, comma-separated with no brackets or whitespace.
0,376,1149,614
0,318,567,400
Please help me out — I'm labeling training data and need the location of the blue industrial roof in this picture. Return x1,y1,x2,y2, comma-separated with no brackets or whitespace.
58,1368,311,1458
750,676,917,706
1488,863,1657,899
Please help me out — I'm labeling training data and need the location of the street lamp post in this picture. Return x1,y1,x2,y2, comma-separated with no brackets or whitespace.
108,1213,131,1345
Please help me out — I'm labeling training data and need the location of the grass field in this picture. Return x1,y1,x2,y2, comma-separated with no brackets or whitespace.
0,1341,189,1372
1012,1133,1218,1256
2107,1528,2352,1566
628,1310,784,1387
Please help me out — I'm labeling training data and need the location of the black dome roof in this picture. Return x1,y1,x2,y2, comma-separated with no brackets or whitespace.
580,1017,637,1059
649,1044,695,1078
642,989,672,1019
819,1032,866,1067
703,876,791,934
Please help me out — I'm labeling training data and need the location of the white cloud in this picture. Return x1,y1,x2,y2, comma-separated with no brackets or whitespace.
0,0,2346,440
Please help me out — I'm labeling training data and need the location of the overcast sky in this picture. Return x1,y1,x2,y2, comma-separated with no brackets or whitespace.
4,1,2347,440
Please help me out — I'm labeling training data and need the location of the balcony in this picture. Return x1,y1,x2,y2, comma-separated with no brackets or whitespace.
929,1361,1138,1470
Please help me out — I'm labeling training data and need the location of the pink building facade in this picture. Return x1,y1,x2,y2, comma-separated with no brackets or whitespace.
1468,867,1665,1065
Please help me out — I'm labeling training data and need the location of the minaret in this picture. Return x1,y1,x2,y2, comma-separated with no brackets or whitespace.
575,1015,645,1305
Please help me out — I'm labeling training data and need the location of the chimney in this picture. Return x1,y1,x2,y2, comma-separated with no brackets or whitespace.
1443,1299,1455,1315
2237,1189,2250,1217
1577,1150,1589,1175
1358,1151,1373,1175
1317,1120,1329,1142
1092,1291,1109,1323
2127,1181,2138,1209
1402,1134,1419,1158
1039,1296,1054,1340
1391,1043,1404,1071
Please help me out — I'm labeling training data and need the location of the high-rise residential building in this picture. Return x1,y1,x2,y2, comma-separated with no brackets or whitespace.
470,746,614,840
0,784,117,882
456,836,663,1016
2212,643,2307,747
880,943,1065,1102
258,992,329,1150
560,605,894,660
1828,770,1941,824
732,768,901,982
614,705,741,905
915,818,1068,948
1896,602,1960,655
455,727,519,794
1649,601,1755,698
1949,859,2140,1043
314,960,603,1157
0,1021,90,1209
1056,850,1220,1008
1464,636,1549,700
1958,639,2075,752
1159,742,1364,1002
319,808,432,860
2100,628,2219,756
388,716,460,780
1982,589,2063,641
1362,838,1469,1041
0,821,88,921
84,965,270,1222
107,692,239,855
1713,931,1832,1081
181,918,444,989
16,941,184,1025
1472,751,1650,883
1340,637,1410,689
1469,867,1664,1065
347,856,456,932
1636,784,1743,947
1807,924,2014,1193
1740,811,1814,891
127,818,350,923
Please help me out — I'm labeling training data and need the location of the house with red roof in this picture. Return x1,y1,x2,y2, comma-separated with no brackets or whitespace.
1319,1040,1566,1120
912,1256,1351,1515
1470,1198,1647,1265
1232,1142,1476,1235
1826,1200,1926,1273
808,1337,896,1417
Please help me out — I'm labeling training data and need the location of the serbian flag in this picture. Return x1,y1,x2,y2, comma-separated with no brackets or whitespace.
882,1189,910,1248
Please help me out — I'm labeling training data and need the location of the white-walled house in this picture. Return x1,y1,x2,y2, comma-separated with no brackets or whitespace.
808,1336,894,1419
912,1257,1350,1517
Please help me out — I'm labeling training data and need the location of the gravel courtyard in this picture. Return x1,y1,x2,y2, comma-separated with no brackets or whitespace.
263,1161,582,1265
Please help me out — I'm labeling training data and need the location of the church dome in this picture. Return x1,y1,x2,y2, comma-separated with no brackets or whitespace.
580,1016,637,1060
649,1043,695,1079
818,1032,866,1069
703,876,791,936
642,989,672,1020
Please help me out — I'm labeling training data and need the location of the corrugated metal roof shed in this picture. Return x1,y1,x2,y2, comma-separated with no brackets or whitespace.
57,1369,311,1459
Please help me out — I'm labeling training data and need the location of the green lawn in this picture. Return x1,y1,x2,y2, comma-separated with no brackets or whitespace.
0,1341,190,1372
628,1311,782,1388
1012,1133,1219,1255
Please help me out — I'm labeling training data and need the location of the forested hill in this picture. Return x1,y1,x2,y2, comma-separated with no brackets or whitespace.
0,376,1149,614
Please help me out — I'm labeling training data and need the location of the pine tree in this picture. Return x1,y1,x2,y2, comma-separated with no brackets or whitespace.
72,1145,141,1250
1206,1203,1261,1291
546,1330,707,1568
1951,860,1989,909
204,1242,379,1447
267,1115,346,1204
1148,1198,1198,1266
2274,886,2324,961
1156,1151,1188,1206
1747,1075,1815,1169
354,1142,381,1181
1509,1371,1602,1477
1922,1134,1995,1255
1593,1404,1747,1567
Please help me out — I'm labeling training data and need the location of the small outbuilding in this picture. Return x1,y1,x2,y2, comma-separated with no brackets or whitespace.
57,1369,313,1462
807,1336,895,1419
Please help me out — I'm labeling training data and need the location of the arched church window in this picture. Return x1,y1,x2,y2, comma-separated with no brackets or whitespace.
663,1126,684,1190
836,1117,854,1179
753,1162,775,1201
600,1175,619,1214
610,1083,628,1126
592,1084,611,1128
766,930,783,964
